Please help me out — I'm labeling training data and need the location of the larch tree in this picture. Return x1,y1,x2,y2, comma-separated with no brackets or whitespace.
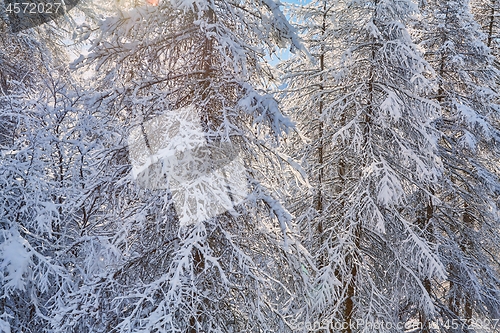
417,0,500,329
45,0,313,332
281,0,447,331
471,0,500,72
279,0,344,329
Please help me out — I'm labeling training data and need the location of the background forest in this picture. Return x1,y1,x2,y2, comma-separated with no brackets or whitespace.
0,0,499,332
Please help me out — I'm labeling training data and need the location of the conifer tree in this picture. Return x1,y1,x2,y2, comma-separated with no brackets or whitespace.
417,0,500,328
281,0,446,331
471,0,500,66
46,0,312,332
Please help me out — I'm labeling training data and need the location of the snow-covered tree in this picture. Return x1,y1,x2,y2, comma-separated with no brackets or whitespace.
471,0,500,66
0,23,48,147
0,67,87,332
0,17,81,331
417,0,500,328
280,0,447,331
45,0,312,332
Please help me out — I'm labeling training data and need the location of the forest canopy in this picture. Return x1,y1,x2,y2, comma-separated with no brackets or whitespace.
1,0,499,332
